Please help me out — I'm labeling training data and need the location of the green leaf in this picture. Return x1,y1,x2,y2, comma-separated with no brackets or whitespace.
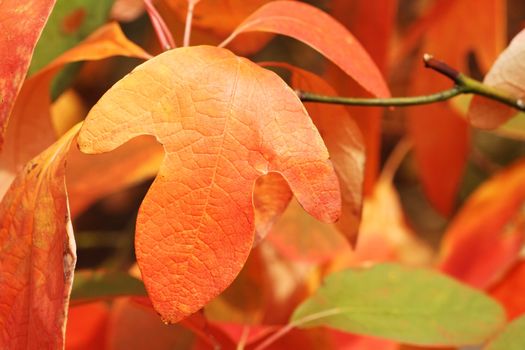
28,0,113,98
485,315,525,350
29,0,113,74
291,263,505,346
71,270,147,303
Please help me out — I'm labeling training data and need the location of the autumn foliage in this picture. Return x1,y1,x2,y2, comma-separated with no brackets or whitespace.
1,0,525,349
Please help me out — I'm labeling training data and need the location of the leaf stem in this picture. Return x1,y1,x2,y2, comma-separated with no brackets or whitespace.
144,0,175,50
297,86,466,107
254,308,342,350
297,54,525,113
183,0,199,47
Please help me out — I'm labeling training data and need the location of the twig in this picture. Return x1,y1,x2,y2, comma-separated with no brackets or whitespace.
144,0,175,50
297,54,525,113
424,54,525,111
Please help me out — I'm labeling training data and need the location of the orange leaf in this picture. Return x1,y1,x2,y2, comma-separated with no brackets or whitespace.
490,260,525,320
0,124,80,349
0,0,56,149
405,0,505,215
0,23,151,199
438,159,525,289
469,28,525,129
77,46,341,323
221,1,390,99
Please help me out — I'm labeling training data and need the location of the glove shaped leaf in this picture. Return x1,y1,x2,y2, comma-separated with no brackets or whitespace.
78,46,341,323
292,264,505,346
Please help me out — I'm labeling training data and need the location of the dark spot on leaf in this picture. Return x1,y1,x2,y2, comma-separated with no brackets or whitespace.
26,162,38,174
61,8,87,34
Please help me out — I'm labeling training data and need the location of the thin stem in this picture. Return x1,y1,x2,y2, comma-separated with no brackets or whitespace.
297,54,525,113
381,138,412,183
236,325,250,350
254,308,342,350
183,0,199,47
298,86,466,107
144,0,175,50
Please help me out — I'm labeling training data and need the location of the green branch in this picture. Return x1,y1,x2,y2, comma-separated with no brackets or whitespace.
296,54,525,112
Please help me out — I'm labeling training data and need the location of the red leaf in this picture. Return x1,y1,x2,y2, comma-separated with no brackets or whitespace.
438,160,525,289
490,260,525,320
221,1,390,99
77,46,341,323
66,302,110,350
469,28,525,129
0,0,56,149
107,299,194,350
405,0,505,215
0,124,80,349
325,0,397,194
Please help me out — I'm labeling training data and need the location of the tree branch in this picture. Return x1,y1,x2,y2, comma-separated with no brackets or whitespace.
296,54,525,113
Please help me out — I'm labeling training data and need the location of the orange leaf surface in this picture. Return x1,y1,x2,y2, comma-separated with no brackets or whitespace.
438,159,525,289
469,28,525,129
0,0,56,149
0,124,80,349
78,46,341,323
221,1,390,99
490,260,525,320
325,0,397,194
405,0,505,215
0,22,151,199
